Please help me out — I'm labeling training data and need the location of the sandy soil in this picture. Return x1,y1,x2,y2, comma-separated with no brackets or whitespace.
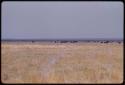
1,42,123,84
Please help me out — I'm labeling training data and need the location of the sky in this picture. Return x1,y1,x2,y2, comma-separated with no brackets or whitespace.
2,1,123,40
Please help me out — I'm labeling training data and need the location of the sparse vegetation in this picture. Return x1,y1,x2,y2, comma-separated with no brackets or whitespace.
1,42,123,83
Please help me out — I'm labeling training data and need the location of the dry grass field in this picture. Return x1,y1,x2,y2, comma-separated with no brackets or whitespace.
1,42,123,84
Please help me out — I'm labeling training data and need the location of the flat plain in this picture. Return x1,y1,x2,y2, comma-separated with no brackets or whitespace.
1,41,123,83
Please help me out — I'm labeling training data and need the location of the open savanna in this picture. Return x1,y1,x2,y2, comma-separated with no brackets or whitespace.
1,42,123,83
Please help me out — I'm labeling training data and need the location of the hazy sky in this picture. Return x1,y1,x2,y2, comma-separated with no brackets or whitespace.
2,1,123,40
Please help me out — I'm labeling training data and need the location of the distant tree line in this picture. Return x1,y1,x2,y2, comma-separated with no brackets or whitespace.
30,40,122,44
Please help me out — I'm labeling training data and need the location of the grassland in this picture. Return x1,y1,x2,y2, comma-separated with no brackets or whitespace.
1,42,123,83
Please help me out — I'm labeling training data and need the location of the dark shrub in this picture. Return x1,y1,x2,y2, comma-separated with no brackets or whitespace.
117,41,121,44
103,41,109,43
32,41,34,43
60,41,68,43
70,41,78,43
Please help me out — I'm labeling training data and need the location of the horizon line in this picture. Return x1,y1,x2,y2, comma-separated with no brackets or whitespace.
1,38,123,41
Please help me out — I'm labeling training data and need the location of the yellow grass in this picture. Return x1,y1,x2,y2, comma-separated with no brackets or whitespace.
1,42,123,83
